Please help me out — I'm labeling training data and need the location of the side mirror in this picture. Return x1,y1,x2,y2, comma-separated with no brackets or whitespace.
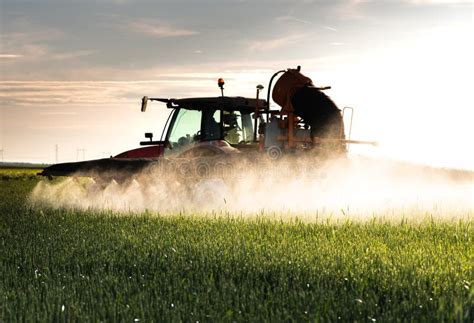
144,132,153,141
141,96,148,112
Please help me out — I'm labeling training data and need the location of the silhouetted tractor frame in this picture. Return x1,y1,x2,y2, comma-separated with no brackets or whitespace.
39,66,376,182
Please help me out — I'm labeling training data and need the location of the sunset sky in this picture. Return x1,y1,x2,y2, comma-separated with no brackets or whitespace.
1,0,472,169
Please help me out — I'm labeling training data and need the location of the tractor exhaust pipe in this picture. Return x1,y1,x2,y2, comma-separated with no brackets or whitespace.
141,96,148,112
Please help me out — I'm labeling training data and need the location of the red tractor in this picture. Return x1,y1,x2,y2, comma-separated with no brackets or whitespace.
39,67,376,182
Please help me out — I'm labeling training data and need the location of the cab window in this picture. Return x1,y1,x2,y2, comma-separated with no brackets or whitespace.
202,109,221,141
223,111,254,144
168,109,201,151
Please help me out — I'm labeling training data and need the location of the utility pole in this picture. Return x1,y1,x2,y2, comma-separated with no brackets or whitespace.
55,144,58,163
0,149,3,163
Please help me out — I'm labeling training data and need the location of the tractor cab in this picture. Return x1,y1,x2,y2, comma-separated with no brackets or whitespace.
138,96,267,158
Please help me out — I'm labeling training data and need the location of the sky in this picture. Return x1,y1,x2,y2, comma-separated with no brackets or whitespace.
0,0,473,169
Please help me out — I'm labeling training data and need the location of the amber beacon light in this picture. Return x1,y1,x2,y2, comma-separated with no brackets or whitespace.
218,78,225,96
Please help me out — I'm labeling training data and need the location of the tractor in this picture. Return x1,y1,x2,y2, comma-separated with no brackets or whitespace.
39,66,376,182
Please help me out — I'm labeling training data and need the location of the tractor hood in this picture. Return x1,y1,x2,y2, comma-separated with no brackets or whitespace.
114,145,164,159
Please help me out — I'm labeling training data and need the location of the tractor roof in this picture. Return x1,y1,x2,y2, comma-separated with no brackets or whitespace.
151,96,268,113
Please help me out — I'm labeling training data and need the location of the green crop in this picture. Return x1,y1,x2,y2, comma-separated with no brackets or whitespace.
0,167,41,180
0,174,472,321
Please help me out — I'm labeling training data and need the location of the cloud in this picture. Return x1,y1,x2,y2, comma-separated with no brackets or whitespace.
0,54,24,59
0,28,95,62
128,20,199,38
275,16,312,25
323,26,338,32
0,18,97,64
2,27,62,45
39,111,78,116
0,55,349,106
247,34,307,51
0,80,214,107
50,50,96,60
1,32,52,59
0,31,96,65
347,0,471,6
348,0,373,3
332,2,367,20
405,0,472,4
